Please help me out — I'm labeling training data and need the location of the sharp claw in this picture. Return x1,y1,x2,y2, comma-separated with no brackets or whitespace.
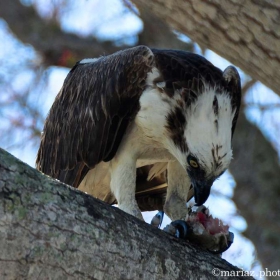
209,231,235,254
228,231,234,244
151,211,164,228
170,220,188,239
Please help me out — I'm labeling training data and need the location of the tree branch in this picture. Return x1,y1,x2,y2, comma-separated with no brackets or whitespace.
0,0,192,68
230,112,280,272
0,148,252,280
136,3,193,51
133,0,280,96
0,0,124,67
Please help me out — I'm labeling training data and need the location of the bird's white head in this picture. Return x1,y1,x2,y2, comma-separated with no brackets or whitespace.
184,87,235,204
186,86,234,171
165,66,241,205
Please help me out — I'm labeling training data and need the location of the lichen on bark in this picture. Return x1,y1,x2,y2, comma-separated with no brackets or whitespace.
0,148,253,279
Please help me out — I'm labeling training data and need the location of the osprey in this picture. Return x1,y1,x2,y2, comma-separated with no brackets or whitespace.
36,45,241,222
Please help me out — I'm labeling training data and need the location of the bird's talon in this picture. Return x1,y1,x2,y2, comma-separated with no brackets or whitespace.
170,220,188,239
208,231,234,254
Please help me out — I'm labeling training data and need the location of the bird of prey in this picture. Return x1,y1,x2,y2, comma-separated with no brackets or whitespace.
36,45,241,223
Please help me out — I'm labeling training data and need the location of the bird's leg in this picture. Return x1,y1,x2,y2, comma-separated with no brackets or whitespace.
110,156,143,220
151,211,164,228
164,161,190,221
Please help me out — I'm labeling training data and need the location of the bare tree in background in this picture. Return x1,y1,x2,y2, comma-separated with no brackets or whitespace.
0,0,279,274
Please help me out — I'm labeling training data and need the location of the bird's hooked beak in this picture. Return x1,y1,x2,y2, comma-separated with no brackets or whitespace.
192,179,213,206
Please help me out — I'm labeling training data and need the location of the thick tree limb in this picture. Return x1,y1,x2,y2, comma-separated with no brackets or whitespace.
136,4,193,51
0,148,253,280
133,0,280,96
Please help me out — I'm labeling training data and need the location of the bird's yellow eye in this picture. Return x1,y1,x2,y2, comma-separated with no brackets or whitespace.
190,159,199,168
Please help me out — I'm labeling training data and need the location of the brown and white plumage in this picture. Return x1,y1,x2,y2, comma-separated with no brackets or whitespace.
36,45,241,221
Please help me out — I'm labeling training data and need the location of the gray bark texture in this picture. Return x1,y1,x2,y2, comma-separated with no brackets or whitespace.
134,0,280,96
0,148,253,280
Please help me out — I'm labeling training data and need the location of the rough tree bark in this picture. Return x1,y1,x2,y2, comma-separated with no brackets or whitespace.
133,0,280,96
0,148,253,280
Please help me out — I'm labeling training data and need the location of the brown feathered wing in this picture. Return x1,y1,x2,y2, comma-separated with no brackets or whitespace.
36,46,154,188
